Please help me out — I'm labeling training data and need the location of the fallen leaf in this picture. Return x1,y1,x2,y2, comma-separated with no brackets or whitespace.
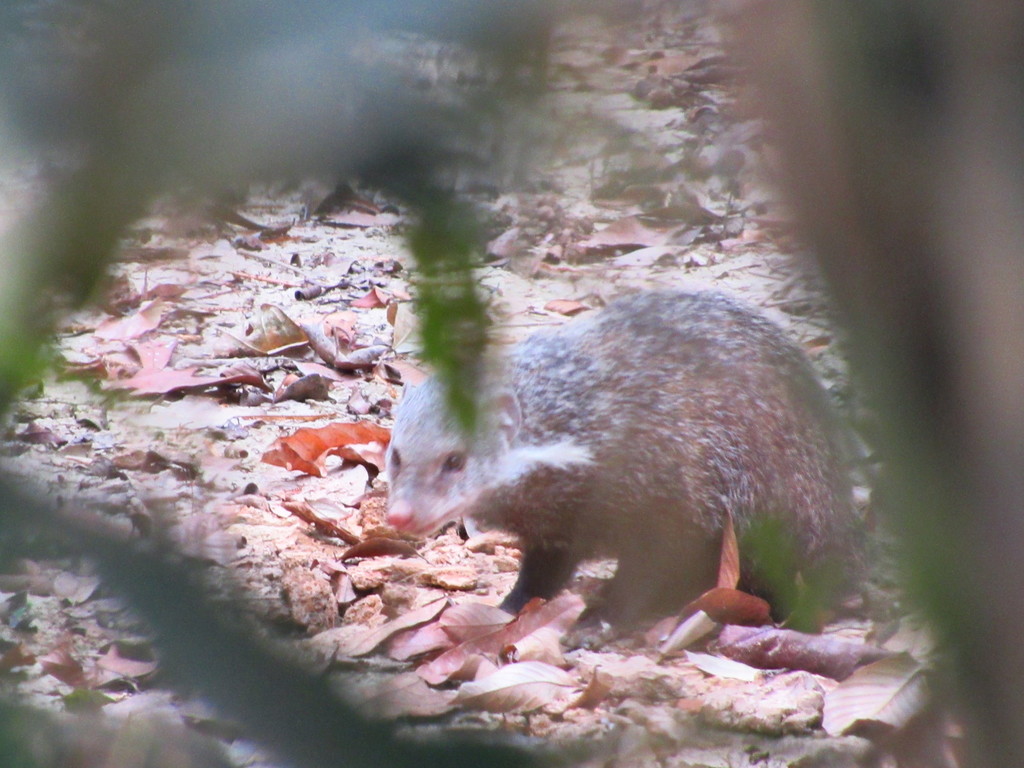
359,671,457,718
52,573,101,605
454,661,576,713
262,421,391,477
543,299,590,317
438,602,515,643
418,594,584,685
716,512,740,588
282,500,360,544
572,668,613,710
39,647,90,688
577,216,680,253
0,644,35,673
502,626,565,666
658,610,719,656
822,654,928,736
94,299,166,341
96,644,158,681
685,650,761,681
689,587,771,626
351,288,389,309
337,597,449,657
387,622,454,661
341,538,419,561
717,624,893,681
229,304,308,355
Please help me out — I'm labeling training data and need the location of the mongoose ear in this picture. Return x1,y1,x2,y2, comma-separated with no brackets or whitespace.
494,391,522,442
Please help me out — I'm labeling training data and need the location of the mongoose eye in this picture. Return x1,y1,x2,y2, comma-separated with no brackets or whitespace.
389,449,401,473
442,452,466,473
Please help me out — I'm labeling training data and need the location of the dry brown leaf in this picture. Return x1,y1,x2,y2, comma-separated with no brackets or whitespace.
94,299,167,341
689,587,771,626
0,644,35,673
418,594,584,685
717,624,893,681
716,512,740,588
684,650,760,681
282,500,360,544
337,597,448,657
502,626,565,666
822,654,928,737
387,623,454,662
543,299,590,317
577,215,679,253
454,661,576,713
359,671,457,718
52,573,101,605
437,602,515,643
351,287,389,309
341,537,419,561
229,304,308,355
39,647,91,688
95,645,158,681
572,668,613,710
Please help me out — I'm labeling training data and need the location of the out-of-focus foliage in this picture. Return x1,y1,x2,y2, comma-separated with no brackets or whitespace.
0,0,550,415
0,2,551,766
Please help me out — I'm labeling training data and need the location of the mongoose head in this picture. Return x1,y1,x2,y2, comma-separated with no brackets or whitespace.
386,378,519,537
386,376,593,537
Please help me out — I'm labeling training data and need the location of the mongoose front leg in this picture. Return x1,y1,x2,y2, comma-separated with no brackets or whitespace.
499,546,578,614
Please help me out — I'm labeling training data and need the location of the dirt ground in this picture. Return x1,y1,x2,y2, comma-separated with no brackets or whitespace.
0,5,923,768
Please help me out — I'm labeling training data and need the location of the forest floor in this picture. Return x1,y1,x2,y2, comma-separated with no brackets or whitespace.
0,4,922,768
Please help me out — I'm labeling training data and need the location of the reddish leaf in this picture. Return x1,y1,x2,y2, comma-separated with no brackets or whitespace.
39,647,90,688
716,512,740,588
94,299,166,341
543,299,590,317
717,624,893,681
351,288,389,309
130,339,177,370
689,587,771,626
418,594,584,685
0,644,35,673
107,367,230,395
16,422,66,446
262,422,391,477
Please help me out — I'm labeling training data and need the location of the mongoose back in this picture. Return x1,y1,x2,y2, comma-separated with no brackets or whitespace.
387,291,860,624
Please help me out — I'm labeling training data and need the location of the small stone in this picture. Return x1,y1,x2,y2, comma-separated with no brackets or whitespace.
419,566,478,591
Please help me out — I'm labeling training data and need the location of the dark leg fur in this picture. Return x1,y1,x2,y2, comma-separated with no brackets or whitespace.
499,546,578,614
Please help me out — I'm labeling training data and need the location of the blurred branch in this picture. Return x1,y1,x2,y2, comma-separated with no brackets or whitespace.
0,482,535,768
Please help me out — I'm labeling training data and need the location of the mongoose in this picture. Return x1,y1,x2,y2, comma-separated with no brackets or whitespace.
386,290,861,625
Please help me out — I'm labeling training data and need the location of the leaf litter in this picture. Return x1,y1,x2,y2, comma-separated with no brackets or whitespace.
0,3,913,767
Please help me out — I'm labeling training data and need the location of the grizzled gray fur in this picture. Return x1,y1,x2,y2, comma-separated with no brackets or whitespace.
387,290,861,624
